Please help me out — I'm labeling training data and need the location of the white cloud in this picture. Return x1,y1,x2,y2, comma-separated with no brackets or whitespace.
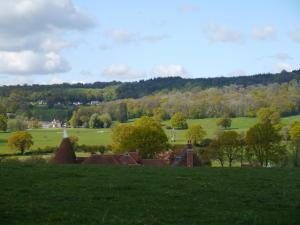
0,51,70,75
252,26,276,40
152,64,187,77
0,0,94,36
274,63,293,73
142,34,169,43
0,0,94,75
289,23,300,43
179,4,200,13
104,28,169,46
273,52,293,61
205,23,244,44
105,28,137,44
102,64,145,80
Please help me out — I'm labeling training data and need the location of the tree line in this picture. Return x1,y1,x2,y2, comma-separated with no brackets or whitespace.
68,80,300,127
6,109,300,167
0,69,299,121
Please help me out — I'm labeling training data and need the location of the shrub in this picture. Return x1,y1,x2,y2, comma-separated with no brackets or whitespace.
24,156,46,164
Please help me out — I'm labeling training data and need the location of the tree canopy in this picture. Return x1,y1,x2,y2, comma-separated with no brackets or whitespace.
171,112,188,129
186,124,206,145
112,116,168,158
246,122,283,167
8,131,33,154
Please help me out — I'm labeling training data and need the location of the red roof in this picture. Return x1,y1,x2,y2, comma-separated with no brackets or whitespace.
82,155,120,165
115,153,139,165
128,151,140,162
140,159,167,166
52,138,76,164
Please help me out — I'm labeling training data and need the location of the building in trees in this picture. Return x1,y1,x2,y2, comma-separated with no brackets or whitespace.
52,129,202,167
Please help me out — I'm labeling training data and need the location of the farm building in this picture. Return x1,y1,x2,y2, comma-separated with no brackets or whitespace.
52,129,203,167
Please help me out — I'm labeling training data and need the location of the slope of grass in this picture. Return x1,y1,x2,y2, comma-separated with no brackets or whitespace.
1,115,300,154
0,162,299,225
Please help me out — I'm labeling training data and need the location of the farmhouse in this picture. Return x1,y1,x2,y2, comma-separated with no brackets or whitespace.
52,130,202,167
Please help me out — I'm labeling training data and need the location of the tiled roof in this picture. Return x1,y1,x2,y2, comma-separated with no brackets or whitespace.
82,155,120,165
140,159,167,166
52,138,76,164
115,154,139,165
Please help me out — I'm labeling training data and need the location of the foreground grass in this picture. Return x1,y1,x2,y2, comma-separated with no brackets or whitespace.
0,163,299,225
1,114,300,153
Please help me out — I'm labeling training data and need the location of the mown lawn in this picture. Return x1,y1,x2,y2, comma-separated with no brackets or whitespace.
0,162,299,225
1,115,300,154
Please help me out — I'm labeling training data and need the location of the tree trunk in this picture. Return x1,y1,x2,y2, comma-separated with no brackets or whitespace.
295,142,299,167
240,149,243,167
219,159,224,167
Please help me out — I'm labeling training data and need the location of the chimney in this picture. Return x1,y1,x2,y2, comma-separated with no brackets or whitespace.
186,144,193,168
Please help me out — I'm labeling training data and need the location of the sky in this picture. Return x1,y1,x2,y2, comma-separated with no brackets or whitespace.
0,0,299,85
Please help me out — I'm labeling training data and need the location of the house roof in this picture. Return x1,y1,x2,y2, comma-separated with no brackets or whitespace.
52,138,76,164
82,154,120,165
128,151,140,162
115,153,139,165
140,159,167,166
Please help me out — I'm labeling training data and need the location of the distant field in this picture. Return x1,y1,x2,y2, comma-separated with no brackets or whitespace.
0,162,299,225
1,115,300,154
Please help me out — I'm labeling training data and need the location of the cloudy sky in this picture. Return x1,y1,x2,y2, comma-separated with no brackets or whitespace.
0,0,299,85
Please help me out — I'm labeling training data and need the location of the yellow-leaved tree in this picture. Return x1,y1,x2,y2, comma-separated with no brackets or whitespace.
112,116,168,158
8,131,33,155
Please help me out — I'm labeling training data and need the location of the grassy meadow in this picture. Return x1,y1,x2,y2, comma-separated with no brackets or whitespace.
1,115,300,155
0,162,299,225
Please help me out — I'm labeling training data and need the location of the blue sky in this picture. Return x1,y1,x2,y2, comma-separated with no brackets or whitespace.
0,0,299,85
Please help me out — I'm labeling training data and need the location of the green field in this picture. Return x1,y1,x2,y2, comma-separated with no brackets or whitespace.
1,115,300,154
0,162,299,225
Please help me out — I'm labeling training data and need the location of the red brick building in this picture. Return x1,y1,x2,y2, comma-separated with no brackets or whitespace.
53,130,202,167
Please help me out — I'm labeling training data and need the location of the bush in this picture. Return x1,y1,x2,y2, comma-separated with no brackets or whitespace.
24,156,47,164
77,144,110,154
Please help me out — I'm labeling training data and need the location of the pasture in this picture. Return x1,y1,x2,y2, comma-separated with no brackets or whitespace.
0,162,299,225
1,115,300,154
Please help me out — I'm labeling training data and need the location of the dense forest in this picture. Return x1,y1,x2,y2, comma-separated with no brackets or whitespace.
0,69,299,122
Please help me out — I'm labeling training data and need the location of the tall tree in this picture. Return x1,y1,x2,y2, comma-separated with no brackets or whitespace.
89,113,103,128
209,139,225,167
171,112,188,129
186,124,206,145
256,107,280,125
70,111,80,128
112,116,168,158
289,122,300,167
246,122,283,167
99,113,112,128
217,131,241,167
0,114,7,131
118,102,128,123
